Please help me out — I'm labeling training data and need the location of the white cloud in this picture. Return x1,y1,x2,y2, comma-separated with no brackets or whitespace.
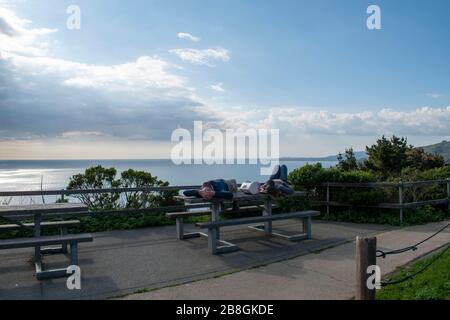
209,82,225,92
0,6,57,56
0,7,208,142
195,105,450,137
427,93,444,99
177,32,200,42
169,47,231,67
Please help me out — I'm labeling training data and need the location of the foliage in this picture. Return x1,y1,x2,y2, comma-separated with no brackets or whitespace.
422,140,450,163
364,135,410,178
288,143,449,226
337,148,359,171
405,148,445,171
67,166,177,211
120,169,176,209
363,135,445,178
68,166,121,210
318,206,448,226
377,248,450,300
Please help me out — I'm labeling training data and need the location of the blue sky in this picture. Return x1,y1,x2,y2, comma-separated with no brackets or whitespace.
0,0,449,159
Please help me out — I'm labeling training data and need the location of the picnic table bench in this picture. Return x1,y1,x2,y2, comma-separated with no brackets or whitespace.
0,203,92,280
170,191,320,254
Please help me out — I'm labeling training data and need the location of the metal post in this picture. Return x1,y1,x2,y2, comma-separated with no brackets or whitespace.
355,236,377,300
34,213,42,263
398,182,404,224
263,196,273,234
211,201,221,240
176,217,184,240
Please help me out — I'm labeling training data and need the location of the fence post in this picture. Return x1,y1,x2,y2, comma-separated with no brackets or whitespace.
447,178,450,212
398,181,404,224
326,185,330,215
355,236,377,300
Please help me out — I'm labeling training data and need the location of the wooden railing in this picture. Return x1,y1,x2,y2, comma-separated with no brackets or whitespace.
317,179,450,223
0,185,201,197
1,180,449,223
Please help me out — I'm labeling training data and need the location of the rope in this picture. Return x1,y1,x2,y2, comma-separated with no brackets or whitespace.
376,222,450,258
381,245,449,287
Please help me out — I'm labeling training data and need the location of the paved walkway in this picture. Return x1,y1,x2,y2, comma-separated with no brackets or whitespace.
122,221,450,300
0,220,393,299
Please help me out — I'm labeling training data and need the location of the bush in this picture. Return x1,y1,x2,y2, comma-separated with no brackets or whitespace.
67,166,178,211
287,163,449,225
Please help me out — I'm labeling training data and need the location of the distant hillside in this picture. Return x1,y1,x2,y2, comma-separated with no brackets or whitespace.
422,141,450,163
281,151,367,162
282,142,450,164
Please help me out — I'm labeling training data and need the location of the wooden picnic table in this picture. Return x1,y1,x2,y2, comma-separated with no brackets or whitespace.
175,191,313,254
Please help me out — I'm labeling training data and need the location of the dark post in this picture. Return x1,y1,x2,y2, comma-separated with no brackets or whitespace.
355,236,377,300
398,182,404,224
447,178,450,212
326,185,330,215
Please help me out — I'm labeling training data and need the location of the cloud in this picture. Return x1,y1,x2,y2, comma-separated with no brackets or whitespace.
177,32,200,42
0,7,210,141
194,105,450,137
169,47,231,66
0,6,57,56
426,93,444,99
209,83,225,92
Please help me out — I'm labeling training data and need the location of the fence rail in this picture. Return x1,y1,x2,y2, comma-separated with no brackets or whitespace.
1,179,449,223
319,178,450,224
0,185,201,197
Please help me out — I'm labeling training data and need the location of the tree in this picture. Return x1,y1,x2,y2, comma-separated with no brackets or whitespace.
67,166,176,210
120,169,177,209
363,135,445,178
337,148,359,171
405,148,445,171
364,135,410,177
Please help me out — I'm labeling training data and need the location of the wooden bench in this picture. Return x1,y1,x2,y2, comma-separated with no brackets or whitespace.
0,220,81,254
0,220,80,232
0,233,93,280
196,210,320,254
166,204,278,240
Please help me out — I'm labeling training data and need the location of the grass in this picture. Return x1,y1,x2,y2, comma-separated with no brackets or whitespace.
377,247,450,300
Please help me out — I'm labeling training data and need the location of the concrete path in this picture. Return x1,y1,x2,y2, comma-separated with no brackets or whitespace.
122,221,450,300
0,220,392,299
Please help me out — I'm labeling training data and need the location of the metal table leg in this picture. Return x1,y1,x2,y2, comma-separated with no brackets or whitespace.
263,197,273,234
34,213,42,273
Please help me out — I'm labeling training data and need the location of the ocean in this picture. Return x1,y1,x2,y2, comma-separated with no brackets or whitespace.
0,159,337,204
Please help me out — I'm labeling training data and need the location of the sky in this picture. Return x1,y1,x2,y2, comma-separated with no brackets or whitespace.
0,0,449,159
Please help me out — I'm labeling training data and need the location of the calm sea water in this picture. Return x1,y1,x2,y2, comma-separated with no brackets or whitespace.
0,160,337,204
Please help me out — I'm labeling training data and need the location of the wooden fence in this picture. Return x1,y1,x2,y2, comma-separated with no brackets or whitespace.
318,179,450,223
1,179,449,222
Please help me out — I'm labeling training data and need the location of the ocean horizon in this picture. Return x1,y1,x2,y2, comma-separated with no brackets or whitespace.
0,159,337,193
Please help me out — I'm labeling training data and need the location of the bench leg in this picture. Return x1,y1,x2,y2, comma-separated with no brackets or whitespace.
34,214,42,264
303,216,312,240
176,217,184,240
70,243,78,266
61,227,68,254
211,202,221,240
208,228,218,254
263,197,273,234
